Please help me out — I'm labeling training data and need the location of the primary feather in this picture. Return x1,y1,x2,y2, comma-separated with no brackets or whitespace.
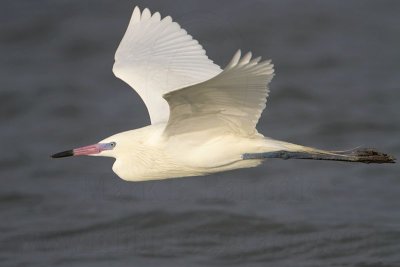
113,6,222,125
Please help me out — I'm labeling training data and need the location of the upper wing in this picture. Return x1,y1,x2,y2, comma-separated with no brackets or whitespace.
113,6,222,125
163,50,274,137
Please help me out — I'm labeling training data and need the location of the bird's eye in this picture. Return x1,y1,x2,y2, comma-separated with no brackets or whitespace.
110,142,116,148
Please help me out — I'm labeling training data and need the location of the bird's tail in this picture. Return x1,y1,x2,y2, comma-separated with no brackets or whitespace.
243,140,395,164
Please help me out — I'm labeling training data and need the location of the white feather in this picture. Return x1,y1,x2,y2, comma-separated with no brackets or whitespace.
163,51,274,137
113,6,221,125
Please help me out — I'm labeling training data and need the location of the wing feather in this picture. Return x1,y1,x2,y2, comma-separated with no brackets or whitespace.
113,6,221,124
163,50,274,137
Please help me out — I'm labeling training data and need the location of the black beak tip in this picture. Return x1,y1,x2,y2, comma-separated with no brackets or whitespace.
51,150,74,158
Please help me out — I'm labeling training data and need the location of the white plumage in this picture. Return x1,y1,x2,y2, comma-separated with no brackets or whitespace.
113,6,222,124
52,6,395,181
108,6,279,181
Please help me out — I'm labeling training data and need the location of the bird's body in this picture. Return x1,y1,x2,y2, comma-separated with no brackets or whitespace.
100,124,297,181
52,6,394,181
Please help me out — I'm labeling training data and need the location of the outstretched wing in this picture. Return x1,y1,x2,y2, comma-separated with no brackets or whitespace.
113,6,222,125
163,50,274,137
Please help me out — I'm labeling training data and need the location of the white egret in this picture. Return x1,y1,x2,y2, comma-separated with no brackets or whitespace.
52,6,395,181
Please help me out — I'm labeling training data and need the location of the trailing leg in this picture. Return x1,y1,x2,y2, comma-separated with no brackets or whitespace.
243,147,395,164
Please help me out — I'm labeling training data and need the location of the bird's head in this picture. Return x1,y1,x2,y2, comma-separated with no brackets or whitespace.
51,133,127,159
51,141,117,159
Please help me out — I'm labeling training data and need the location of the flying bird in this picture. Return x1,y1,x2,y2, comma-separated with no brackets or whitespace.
52,6,395,181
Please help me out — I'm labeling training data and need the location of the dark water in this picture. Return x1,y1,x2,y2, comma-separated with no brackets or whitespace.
1,0,399,266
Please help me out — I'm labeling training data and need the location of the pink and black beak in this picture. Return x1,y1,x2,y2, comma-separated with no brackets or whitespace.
51,142,116,158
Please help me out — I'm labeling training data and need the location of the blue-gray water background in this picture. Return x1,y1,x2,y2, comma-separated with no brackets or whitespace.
1,0,399,266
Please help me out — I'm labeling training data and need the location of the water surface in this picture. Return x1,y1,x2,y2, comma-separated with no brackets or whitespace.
1,0,399,266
